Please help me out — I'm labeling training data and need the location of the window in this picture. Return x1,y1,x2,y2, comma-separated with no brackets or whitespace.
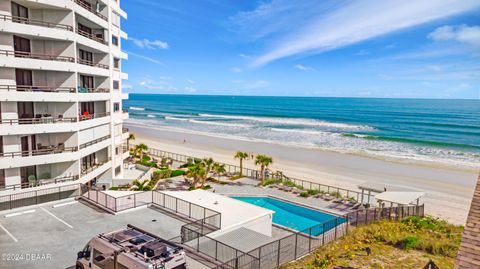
11,2,28,20
111,12,120,27
112,35,118,46
113,102,120,112
113,58,120,69
78,49,93,63
113,80,119,90
115,165,121,176
0,169,5,188
79,75,94,89
0,136,3,154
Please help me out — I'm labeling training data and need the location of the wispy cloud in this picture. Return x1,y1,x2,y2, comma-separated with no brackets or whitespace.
294,64,315,72
126,51,163,65
428,25,480,48
129,37,169,49
355,50,370,56
239,54,251,59
244,80,270,89
231,0,480,66
230,67,243,73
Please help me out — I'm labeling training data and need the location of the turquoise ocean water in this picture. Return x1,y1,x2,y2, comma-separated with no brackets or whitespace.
125,94,480,168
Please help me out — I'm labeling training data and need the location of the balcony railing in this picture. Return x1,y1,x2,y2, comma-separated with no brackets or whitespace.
0,50,75,62
81,158,111,176
122,109,128,113
0,117,77,125
79,111,110,121
0,175,79,192
77,86,110,93
79,135,111,149
0,14,73,31
73,0,108,21
122,127,129,134
0,146,77,158
0,85,75,93
77,58,110,69
76,28,108,45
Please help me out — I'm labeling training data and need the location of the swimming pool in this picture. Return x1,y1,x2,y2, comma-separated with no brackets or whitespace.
231,196,343,236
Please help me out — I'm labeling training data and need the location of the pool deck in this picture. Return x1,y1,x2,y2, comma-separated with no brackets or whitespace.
212,177,350,216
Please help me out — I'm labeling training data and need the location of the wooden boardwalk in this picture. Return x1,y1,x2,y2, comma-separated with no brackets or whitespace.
455,173,480,269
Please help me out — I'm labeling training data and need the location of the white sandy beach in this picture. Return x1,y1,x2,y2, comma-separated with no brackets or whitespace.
126,121,479,225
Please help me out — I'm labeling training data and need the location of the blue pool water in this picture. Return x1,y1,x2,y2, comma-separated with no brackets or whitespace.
231,196,342,236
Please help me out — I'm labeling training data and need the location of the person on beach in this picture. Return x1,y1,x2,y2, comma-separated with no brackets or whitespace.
183,139,186,144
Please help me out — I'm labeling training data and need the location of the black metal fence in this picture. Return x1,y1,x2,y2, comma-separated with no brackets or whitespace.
0,184,81,211
346,204,425,227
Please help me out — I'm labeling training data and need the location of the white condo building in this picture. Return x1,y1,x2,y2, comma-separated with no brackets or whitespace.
0,0,129,191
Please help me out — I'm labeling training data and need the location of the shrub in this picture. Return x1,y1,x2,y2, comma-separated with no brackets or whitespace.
142,155,151,162
307,189,320,196
202,185,212,190
299,192,310,198
262,178,282,186
153,169,172,180
402,236,419,250
109,186,119,191
171,170,185,177
229,175,243,180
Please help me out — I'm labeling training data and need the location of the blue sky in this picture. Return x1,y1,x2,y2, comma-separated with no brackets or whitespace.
121,0,480,99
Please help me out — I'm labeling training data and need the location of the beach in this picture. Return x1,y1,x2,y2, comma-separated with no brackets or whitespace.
126,121,479,225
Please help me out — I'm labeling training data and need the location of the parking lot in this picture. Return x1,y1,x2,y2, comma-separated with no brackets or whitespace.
0,199,208,269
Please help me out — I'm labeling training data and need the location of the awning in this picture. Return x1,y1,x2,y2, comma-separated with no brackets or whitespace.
375,191,425,205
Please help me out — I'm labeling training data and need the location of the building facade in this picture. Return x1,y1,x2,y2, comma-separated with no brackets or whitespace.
0,0,129,192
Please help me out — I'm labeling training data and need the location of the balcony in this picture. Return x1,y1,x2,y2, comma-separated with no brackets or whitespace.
76,28,108,45
0,50,75,63
0,175,79,192
0,85,75,93
81,158,111,176
0,116,77,125
79,111,110,121
79,135,111,150
73,0,108,21
77,86,110,93
122,127,129,134
0,14,73,31
0,146,77,158
77,58,110,69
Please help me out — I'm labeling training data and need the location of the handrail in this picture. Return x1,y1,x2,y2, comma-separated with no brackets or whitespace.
76,28,108,45
80,158,111,176
79,135,110,149
0,85,75,93
0,146,77,158
79,111,110,121
77,86,110,93
0,117,77,125
0,175,79,192
0,50,75,62
0,14,73,31
77,58,110,69
73,0,108,21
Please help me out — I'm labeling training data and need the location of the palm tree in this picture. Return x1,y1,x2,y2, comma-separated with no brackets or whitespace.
186,163,206,188
255,154,273,184
127,133,135,152
130,179,150,191
234,151,249,176
212,162,226,180
135,143,148,160
200,158,214,187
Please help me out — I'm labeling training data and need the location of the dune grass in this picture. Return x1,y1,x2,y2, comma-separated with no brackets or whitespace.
281,216,463,269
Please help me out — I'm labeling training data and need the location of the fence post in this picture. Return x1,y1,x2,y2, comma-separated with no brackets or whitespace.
35,190,38,205
334,218,338,239
308,227,312,251
215,241,218,261
294,233,298,258
322,222,325,245
175,198,178,213
356,210,359,226
134,194,136,208
277,240,281,268
189,203,192,218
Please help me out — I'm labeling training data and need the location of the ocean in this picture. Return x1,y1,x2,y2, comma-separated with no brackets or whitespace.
124,94,480,168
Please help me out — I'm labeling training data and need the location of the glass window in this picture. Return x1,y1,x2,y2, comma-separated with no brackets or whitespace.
113,80,119,90
113,102,120,112
112,35,118,46
113,58,120,69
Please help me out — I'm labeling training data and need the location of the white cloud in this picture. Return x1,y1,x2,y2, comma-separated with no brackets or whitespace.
184,86,197,93
294,64,315,72
244,80,270,89
127,51,163,65
235,0,480,66
239,54,251,59
187,79,195,84
428,25,480,48
129,37,169,49
231,67,243,73
355,50,370,56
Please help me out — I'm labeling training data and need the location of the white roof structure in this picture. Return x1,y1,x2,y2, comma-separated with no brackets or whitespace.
375,191,425,205
162,190,274,236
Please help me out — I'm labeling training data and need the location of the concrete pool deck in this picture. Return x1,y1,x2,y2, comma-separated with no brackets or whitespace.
0,200,208,269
